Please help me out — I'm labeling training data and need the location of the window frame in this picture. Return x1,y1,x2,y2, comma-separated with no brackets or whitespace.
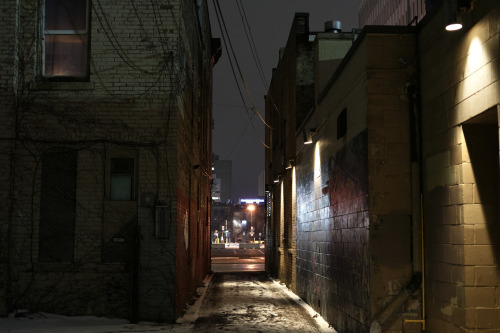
109,157,136,201
41,0,90,80
337,107,347,139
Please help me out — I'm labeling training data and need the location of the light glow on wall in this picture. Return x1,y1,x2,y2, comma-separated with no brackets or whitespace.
454,33,499,124
314,142,322,203
466,37,484,75
280,180,284,243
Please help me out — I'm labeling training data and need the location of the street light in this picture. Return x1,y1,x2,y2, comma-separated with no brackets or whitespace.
247,204,255,242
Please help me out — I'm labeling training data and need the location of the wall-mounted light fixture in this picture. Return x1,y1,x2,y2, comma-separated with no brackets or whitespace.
285,159,294,170
444,0,462,31
273,174,281,183
303,128,316,144
444,0,472,31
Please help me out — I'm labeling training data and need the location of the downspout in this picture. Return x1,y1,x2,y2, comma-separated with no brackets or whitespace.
370,74,426,331
403,82,426,330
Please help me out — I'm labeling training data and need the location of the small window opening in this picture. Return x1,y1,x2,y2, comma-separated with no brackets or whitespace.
110,158,134,201
337,108,347,139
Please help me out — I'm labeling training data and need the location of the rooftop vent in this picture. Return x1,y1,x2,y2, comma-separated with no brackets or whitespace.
324,20,341,33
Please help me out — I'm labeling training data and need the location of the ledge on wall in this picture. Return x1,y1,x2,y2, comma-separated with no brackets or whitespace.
30,81,94,91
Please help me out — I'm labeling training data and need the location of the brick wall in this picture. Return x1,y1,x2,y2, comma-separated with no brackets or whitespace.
1,0,213,322
265,13,317,292
358,0,427,27
0,0,18,315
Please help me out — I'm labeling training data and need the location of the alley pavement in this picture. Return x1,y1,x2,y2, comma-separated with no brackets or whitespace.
1,271,334,333
186,271,334,333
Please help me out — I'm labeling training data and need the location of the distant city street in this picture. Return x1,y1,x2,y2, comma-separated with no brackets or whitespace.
211,245,265,272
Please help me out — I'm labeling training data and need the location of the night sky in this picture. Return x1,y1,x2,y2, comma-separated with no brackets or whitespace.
209,0,362,201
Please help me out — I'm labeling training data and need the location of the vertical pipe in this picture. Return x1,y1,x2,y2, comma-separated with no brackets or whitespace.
421,196,426,330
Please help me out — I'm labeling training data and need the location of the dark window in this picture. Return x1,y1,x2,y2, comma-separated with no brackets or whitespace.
110,158,135,201
43,0,88,77
337,108,347,139
39,150,77,262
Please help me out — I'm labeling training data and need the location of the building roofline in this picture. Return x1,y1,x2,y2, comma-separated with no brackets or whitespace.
316,25,417,105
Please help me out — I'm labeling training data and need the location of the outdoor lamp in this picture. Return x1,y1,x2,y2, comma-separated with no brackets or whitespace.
445,0,462,31
303,128,315,144
444,0,472,31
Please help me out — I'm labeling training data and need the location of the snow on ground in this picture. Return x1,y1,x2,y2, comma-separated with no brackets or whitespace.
270,278,336,333
0,311,187,333
1,273,336,333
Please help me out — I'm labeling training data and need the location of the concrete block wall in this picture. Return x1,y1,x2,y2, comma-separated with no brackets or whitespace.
293,33,369,332
365,33,416,329
292,28,417,332
295,132,371,332
419,1,500,331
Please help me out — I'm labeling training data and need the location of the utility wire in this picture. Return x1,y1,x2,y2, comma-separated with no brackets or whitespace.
225,110,254,159
235,0,281,117
213,0,271,131
212,0,270,148
236,0,268,88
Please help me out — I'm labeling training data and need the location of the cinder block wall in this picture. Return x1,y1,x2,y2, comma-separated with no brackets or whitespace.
295,29,417,332
419,1,500,331
365,33,416,331
295,34,369,331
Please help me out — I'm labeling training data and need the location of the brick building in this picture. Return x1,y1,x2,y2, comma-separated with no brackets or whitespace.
0,0,218,322
266,1,499,332
358,0,428,27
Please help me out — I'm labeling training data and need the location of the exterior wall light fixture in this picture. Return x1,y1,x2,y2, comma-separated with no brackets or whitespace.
444,0,472,31
303,128,316,144
273,174,281,183
285,159,294,170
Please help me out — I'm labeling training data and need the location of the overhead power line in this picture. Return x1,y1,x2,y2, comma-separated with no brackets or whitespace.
236,0,268,89
212,0,271,149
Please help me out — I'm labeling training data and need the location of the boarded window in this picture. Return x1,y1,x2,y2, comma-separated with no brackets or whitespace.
39,150,77,262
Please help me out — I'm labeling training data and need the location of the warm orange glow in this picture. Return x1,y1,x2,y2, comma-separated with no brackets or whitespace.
247,204,255,211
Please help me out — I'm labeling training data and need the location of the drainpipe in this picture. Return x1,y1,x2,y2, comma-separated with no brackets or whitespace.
403,83,426,330
407,83,422,274
370,82,426,332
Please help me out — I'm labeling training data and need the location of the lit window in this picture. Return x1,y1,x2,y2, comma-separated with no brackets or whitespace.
43,0,88,77
110,158,135,201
